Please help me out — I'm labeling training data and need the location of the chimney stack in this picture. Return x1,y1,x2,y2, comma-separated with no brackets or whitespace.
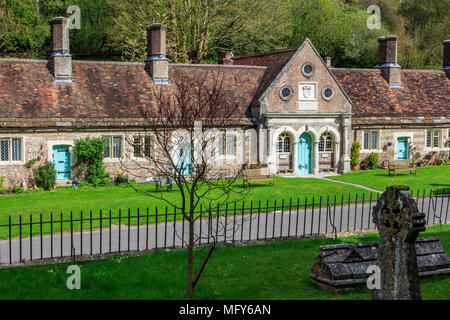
375,35,401,88
145,23,169,84
325,56,331,67
49,17,72,82
219,51,234,65
443,40,450,76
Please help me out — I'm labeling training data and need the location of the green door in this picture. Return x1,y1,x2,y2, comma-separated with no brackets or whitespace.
53,146,71,180
298,133,312,174
396,138,408,160
176,144,192,175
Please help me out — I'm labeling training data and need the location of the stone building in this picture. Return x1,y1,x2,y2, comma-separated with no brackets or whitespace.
0,19,448,188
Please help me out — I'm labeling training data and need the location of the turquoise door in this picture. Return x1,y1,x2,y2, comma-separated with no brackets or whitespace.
396,138,408,160
298,133,312,174
176,145,192,175
52,146,71,180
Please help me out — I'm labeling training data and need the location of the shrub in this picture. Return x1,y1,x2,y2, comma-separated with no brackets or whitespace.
366,152,379,168
13,186,25,194
0,177,6,194
73,137,109,186
350,140,360,167
33,162,56,191
77,181,91,188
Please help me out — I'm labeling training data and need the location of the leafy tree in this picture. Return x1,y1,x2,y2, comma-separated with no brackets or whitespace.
73,137,109,186
288,0,387,68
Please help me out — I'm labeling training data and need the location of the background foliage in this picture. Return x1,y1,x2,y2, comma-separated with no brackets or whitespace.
0,0,448,68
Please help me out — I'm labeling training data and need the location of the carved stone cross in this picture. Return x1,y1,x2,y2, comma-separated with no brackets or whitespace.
372,185,426,300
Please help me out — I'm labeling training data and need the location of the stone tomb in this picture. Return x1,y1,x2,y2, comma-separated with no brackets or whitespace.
310,237,450,292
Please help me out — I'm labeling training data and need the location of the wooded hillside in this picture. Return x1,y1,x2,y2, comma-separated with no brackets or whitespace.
0,0,448,68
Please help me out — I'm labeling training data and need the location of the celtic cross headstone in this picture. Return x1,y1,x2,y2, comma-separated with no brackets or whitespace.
372,185,426,300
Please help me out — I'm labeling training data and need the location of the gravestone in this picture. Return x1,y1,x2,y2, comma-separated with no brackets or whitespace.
371,185,426,300
309,237,450,291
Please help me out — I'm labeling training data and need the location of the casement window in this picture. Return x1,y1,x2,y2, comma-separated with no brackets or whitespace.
426,130,441,148
133,136,154,158
277,133,291,153
319,133,333,152
103,136,122,159
0,138,22,162
363,131,379,150
219,134,236,156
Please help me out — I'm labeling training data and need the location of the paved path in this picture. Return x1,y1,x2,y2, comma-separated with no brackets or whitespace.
319,177,383,194
0,195,448,265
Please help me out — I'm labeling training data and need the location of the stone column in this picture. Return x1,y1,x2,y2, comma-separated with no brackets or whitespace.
339,118,351,173
333,142,340,168
266,127,276,174
293,141,298,174
313,142,319,174
372,185,426,300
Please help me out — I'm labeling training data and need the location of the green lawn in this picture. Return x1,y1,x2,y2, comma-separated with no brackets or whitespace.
0,177,371,239
0,224,448,300
328,165,450,193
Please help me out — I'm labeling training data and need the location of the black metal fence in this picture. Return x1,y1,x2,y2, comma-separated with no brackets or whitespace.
0,189,449,266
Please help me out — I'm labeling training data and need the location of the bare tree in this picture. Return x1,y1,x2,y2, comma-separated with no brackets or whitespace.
122,67,248,299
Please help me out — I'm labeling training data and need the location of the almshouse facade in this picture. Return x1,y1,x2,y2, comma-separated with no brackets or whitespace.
0,18,448,188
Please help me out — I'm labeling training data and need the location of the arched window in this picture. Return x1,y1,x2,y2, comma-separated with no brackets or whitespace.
277,133,291,153
319,132,333,152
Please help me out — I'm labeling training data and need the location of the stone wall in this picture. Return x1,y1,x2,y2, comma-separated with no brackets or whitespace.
0,128,257,189
353,127,450,164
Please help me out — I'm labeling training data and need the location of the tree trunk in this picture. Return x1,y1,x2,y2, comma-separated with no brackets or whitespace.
187,218,195,299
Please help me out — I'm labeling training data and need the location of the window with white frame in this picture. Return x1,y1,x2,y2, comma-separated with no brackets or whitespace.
363,131,379,150
103,136,122,159
0,138,22,162
133,136,154,158
319,132,333,152
219,133,236,156
426,129,441,148
277,133,291,153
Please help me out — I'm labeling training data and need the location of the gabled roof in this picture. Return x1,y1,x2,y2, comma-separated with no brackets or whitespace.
0,59,266,125
234,40,353,107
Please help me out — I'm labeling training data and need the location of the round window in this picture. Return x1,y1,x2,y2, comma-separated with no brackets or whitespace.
302,63,314,77
322,86,334,101
279,85,293,101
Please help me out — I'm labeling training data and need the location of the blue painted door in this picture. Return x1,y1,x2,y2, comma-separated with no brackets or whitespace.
52,146,71,180
176,144,192,175
396,138,408,160
298,133,312,174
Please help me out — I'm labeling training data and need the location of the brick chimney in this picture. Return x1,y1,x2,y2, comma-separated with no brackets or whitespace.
443,40,450,76
325,57,331,67
49,17,72,82
375,35,401,88
145,23,169,84
219,51,234,65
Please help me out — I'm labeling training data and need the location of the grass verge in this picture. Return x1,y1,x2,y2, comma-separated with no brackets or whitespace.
0,224,448,300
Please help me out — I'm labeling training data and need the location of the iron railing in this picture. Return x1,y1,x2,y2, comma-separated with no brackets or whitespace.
0,188,449,266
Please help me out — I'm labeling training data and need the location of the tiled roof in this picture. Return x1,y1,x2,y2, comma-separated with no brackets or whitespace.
233,48,297,106
0,59,266,124
332,68,449,117
0,51,448,128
